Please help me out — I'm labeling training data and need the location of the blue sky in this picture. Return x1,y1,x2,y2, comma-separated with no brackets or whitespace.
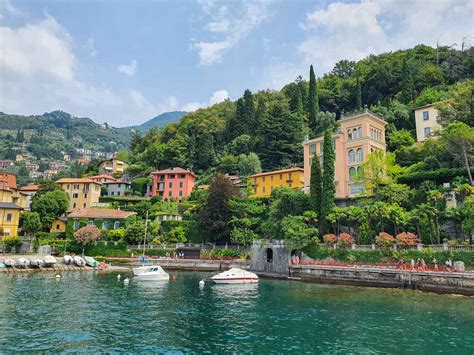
1,0,472,127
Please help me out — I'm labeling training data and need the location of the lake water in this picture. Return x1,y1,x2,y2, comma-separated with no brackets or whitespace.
0,271,473,353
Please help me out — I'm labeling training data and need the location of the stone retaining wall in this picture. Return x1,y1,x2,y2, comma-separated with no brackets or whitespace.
147,259,249,271
289,265,474,296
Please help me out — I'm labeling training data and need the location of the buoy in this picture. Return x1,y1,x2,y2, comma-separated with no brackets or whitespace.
117,274,121,280
55,274,61,279
199,280,205,287
124,278,129,285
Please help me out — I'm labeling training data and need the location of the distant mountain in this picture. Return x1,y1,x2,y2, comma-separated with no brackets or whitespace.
133,111,187,131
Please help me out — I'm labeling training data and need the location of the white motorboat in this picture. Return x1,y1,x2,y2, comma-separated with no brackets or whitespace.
74,256,86,267
63,255,73,265
17,257,29,268
132,265,152,276
29,258,43,268
43,255,57,266
4,259,16,267
211,268,259,284
135,266,169,281
84,256,97,267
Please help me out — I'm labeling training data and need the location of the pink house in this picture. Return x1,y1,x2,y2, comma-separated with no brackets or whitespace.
150,168,195,201
303,110,387,200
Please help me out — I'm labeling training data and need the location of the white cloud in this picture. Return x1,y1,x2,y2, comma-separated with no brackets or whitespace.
117,59,137,77
260,61,303,91
194,41,230,65
84,37,97,57
298,0,474,75
181,102,205,112
209,89,229,105
194,0,271,65
0,0,23,19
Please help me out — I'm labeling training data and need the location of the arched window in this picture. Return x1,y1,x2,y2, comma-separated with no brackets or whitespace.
357,166,364,180
356,148,363,162
347,130,352,140
87,220,94,226
348,150,355,163
349,167,357,181
113,221,121,230
352,128,358,139
266,248,273,263
357,127,362,138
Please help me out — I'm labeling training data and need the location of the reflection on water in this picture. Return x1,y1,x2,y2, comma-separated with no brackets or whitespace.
0,271,473,353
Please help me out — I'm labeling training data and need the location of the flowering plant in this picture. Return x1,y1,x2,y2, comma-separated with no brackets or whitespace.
395,232,418,247
375,232,395,249
74,225,101,246
323,234,337,246
337,233,353,247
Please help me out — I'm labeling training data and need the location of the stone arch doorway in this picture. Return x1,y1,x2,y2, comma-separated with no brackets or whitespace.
266,248,273,263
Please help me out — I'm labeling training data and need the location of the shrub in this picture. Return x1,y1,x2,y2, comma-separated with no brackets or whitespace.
375,232,395,249
396,232,419,247
323,234,337,246
74,225,101,246
202,249,246,259
337,233,353,248
1,236,22,252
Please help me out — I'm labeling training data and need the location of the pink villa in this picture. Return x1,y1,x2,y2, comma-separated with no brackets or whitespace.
150,168,195,201
303,110,387,200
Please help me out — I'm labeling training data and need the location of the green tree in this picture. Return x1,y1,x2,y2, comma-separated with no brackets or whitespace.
125,220,146,245
197,174,240,244
399,58,416,103
280,215,318,249
437,80,474,126
30,190,69,231
388,129,415,151
440,123,474,185
356,71,362,109
312,111,336,137
308,65,320,135
321,128,336,231
236,152,261,178
20,212,42,237
309,156,322,222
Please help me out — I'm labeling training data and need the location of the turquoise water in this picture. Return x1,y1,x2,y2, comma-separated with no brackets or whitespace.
0,271,473,353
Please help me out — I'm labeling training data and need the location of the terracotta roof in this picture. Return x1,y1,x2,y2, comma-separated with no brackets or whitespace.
19,184,40,191
151,167,195,177
56,178,102,185
89,175,117,181
103,180,130,185
68,208,137,219
249,167,304,178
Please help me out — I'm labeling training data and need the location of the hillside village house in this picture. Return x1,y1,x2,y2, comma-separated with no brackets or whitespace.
18,184,40,210
67,208,137,237
50,217,67,234
98,158,128,174
102,180,132,197
0,160,14,169
150,168,195,201
303,110,387,201
249,167,305,197
0,182,27,236
56,178,102,211
414,104,442,142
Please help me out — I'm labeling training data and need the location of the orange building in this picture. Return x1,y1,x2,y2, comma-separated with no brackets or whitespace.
0,172,17,189
150,168,195,201
303,110,387,200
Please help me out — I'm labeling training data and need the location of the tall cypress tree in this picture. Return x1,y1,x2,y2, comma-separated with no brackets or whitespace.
308,65,319,135
356,72,362,110
242,89,256,128
321,128,336,232
310,156,322,223
400,58,415,104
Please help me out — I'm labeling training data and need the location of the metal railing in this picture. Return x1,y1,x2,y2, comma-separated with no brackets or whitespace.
318,243,474,252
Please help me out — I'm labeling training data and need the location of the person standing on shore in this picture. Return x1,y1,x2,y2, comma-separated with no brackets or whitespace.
410,259,415,270
432,257,438,271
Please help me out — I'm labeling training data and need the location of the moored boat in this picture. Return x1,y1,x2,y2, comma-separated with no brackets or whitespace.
29,258,43,268
43,255,57,266
17,257,29,268
4,259,16,267
74,256,86,267
135,266,169,281
84,256,97,267
133,265,152,276
211,268,259,284
63,255,73,265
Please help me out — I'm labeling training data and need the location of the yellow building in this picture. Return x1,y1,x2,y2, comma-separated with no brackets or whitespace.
249,167,304,197
50,218,67,234
98,159,128,174
56,178,102,211
414,104,442,142
0,186,27,236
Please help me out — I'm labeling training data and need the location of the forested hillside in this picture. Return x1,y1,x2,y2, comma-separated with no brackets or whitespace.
130,111,188,131
128,44,473,183
0,110,130,161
